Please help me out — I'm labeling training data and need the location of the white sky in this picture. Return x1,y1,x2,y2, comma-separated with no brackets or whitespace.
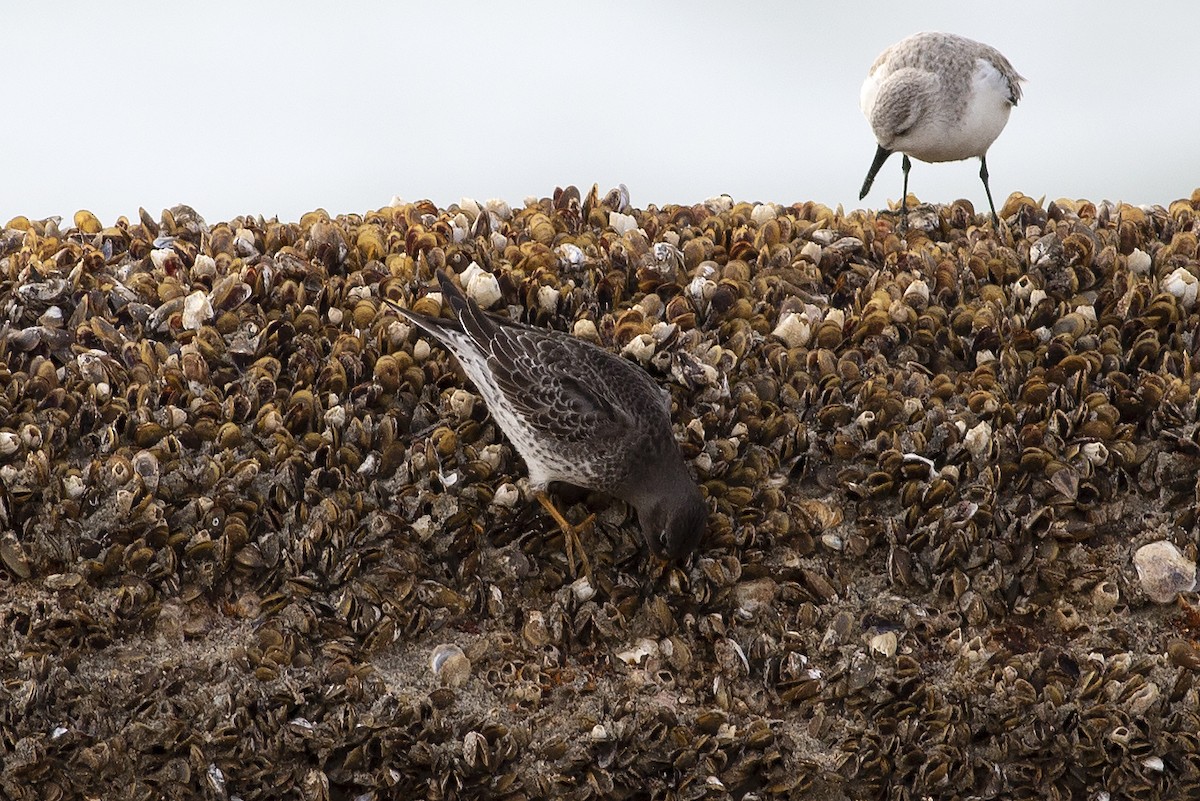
4,1,1198,225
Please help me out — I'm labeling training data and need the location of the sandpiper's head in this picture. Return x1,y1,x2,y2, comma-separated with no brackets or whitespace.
640,478,707,561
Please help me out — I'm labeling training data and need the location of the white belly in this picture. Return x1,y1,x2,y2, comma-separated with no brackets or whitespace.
865,57,1014,164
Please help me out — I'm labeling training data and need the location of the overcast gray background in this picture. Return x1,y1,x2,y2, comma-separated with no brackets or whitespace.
4,1,1198,225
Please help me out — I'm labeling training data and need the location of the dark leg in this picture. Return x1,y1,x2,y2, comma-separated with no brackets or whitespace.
979,156,999,225
900,154,912,231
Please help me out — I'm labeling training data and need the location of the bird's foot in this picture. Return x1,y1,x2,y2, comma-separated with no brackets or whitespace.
870,204,909,234
536,492,594,579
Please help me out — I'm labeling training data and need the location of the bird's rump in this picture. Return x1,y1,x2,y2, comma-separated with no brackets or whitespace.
484,330,637,445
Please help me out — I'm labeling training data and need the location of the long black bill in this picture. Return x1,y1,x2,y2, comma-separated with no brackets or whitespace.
859,144,894,200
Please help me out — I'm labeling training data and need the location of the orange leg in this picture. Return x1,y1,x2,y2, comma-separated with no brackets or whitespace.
535,492,594,579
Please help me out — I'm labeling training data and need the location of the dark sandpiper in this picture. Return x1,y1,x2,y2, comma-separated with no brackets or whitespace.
387,270,707,575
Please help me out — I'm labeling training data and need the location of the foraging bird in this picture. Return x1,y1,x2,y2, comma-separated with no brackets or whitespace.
385,270,707,575
858,31,1024,225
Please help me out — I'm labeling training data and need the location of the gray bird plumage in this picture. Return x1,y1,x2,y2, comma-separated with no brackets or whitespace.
387,270,706,562
859,31,1025,225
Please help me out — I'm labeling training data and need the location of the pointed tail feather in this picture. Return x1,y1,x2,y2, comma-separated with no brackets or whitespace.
381,295,463,341
436,269,500,343
435,269,471,318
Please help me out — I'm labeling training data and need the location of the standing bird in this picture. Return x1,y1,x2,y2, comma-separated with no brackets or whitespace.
385,270,707,576
858,31,1024,225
